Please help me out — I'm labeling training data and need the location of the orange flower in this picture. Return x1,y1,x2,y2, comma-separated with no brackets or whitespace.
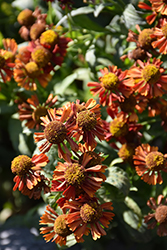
151,19,167,54
125,58,167,98
14,59,52,91
144,195,167,236
2,38,18,61
18,94,57,130
71,99,106,148
149,0,167,15
34,107,78,160
64,196,114,241
40,205,73,246
11,153,49,192
51,153,106,199
87,66,131,106
0,49,15,83
138,2,157,24
133,144,167,185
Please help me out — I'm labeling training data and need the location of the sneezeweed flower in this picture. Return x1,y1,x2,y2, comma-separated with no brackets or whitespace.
51,153,106,199
64,196,115,241
2,38,18,62
87,66,131,106
34,107,78,160
151,19,167,54
18,94,57,130
144,195,167,236
118,143,135,164
14,59,52,90
149,0,167,15
11,153,49,192
71,99,106,148
17,9,35,27
125,58,167,98
0,50,15,83
40,205,73,246
138,2,157,24
31,46,52,68
133,144,167,185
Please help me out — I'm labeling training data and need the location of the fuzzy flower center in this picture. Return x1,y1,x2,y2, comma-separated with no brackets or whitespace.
80,201,102,223
17,9,35,27
155,205,167,224
31,46,51,68
162,23,167,38
0,54,5,68
3,51,14,61
138,29,154,49
44,120,67,144
119,95,137,113
145,151,166,171
40,30,58,49
110,118,128,137
11,155,33,176
77,110,97,131
25,62,40,78
79,151,103,168
54,214,71,237
101,73,119,90
32,106,48,123
64,163,85,186
118,143,135,161
142,65,161,84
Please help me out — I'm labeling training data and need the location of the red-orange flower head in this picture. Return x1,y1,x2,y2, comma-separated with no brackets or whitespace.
31,46,52,68
144,195,167,236
0,50,15,83
64,197,114,241
87,66,131,106
11,153,49,192
40,29,59,50
133,144,167,185
40,205,72,246
149,0,167,15
151,19,167,54
126,58,167,98
138,2,157,25
109,114,128,138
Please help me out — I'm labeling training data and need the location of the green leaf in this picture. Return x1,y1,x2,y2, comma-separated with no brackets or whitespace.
54,72,78,94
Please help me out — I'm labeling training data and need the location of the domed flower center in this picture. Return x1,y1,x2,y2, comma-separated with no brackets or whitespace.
155,205,167,224
118,143,135,161
54,214,71,237
32,106,48,123
77,110,97,131
75,104,86,113
162,23,167,38
44,120,67,144
101,73,119,90
3,51,14,61
30,23,45,40
80,201,102,223
11,155,33,176
120,95,137,113
40,30,59,50
25,62,40,78
17,9,35,27
79,151,103,168
138,29,154,49
0,54,5,68
145,151,166,171
31,46,51,68
110,118,128,137
142,65,161,84
64,163,85,186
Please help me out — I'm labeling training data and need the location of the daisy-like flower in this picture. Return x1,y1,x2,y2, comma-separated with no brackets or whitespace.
149,0,167,16
125,58,167,98
138,2,157,25
18,94,57,130
0,49,15,83
34,107,78,160
87,66,131,106
51,153,106,199
151,19,167,54
118,143,135,164
39,205,73,246
2,38,18,62
64,196,115,241
144,195,167,236
11,153,49,192
133,144,167,185
71,99,106,148
14,59,52,91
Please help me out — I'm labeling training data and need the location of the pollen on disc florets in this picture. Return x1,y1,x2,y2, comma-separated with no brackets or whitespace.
54,214,71,237
64,163,86,186
17,9,35,27
32,106,48,123
0,54,5,68
11,155,33,176
80,201,102,223
138,29,154,49
77,110,97,131
3,51,15,62
110,118,128,137
101,72,119,91
25,62,40,78
118,143,135,161
44,120,67,144
162,23,167,38
145,151,166,171
40,30,59,50
142,65,161,84
31,46,52,68
79,151,103,168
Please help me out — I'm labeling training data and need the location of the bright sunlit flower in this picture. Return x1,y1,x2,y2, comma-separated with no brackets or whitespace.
0,50,15,83
151,19,167,54
133,144,167,185
149,0,167,15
